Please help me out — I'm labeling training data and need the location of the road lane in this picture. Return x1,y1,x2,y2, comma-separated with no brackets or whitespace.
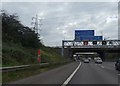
62,62,81,85
10,62,79,84
101,62,116,70
95,63,117,78
5,61,119,85
69,62,118,84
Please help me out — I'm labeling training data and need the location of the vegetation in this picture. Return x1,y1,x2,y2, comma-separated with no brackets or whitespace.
2,10,70,66
2,10,41,47
105,53,120,61
1,10,71,83
3,61,71,83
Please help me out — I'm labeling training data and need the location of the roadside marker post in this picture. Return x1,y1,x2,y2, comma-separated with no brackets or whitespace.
37,49,41,63
37,57,41,63
38,49,41,55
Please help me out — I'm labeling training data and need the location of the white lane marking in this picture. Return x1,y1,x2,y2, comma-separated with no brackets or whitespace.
101,66,104,68
61,62,81,86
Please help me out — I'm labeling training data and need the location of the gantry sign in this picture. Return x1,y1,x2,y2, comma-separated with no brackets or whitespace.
61,40,120,56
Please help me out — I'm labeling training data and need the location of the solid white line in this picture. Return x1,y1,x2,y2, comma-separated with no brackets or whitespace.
61,62,81,86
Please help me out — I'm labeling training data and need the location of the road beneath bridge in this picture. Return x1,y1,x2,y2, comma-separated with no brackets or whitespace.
62,40,120,60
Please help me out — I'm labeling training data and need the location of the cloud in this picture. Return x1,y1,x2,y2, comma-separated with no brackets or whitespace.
2,2,118,46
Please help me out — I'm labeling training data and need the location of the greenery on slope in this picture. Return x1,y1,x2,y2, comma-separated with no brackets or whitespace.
2,10,69,67
1,10,71,83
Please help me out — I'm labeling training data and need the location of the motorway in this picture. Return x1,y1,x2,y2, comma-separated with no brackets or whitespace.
9,60,120,85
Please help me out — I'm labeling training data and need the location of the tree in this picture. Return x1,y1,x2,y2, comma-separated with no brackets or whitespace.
2,11,23,43
2,10,42,48
21,27,40,48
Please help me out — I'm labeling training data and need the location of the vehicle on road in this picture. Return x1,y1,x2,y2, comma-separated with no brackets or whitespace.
94,57,102,64
95,59,102,64
81,58,85,61
115,58,120,71
94,57,100,60
84,59,89,63
94,57,97,61
88,57,91,61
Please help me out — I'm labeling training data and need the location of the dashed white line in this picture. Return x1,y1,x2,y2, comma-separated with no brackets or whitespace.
61,62,81,86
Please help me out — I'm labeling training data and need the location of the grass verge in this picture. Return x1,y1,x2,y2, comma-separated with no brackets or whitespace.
2,61,72,84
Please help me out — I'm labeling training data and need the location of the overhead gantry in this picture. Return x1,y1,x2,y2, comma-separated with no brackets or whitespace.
61,40,120,60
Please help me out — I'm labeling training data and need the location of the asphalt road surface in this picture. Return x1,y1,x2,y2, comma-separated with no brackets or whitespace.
9,61,120,85
69,62,118,84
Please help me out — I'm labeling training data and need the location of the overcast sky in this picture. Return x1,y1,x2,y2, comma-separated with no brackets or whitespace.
2,2,119,46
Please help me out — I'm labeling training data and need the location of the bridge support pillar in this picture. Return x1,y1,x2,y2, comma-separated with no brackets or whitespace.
98,52,106,61
69,49,73,59
61,47,73,59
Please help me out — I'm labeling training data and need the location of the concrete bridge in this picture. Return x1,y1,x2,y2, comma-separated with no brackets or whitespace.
61,40,120,60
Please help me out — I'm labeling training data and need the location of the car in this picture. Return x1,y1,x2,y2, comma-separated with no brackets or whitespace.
94,57,97,61
115,58,120,71
95,59,102,64
82,58,85,61
94,57,100,60
84,59,89,63
88,57,91,61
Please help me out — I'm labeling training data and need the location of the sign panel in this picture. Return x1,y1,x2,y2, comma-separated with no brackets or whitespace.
75,30,103,41
94,36,103,41
75,36,103,41
83,41,88,45
93,41,97,45
102,41,107,45
75,30,94,37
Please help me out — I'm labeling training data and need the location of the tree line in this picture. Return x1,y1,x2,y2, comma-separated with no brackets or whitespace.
2,10,43,48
